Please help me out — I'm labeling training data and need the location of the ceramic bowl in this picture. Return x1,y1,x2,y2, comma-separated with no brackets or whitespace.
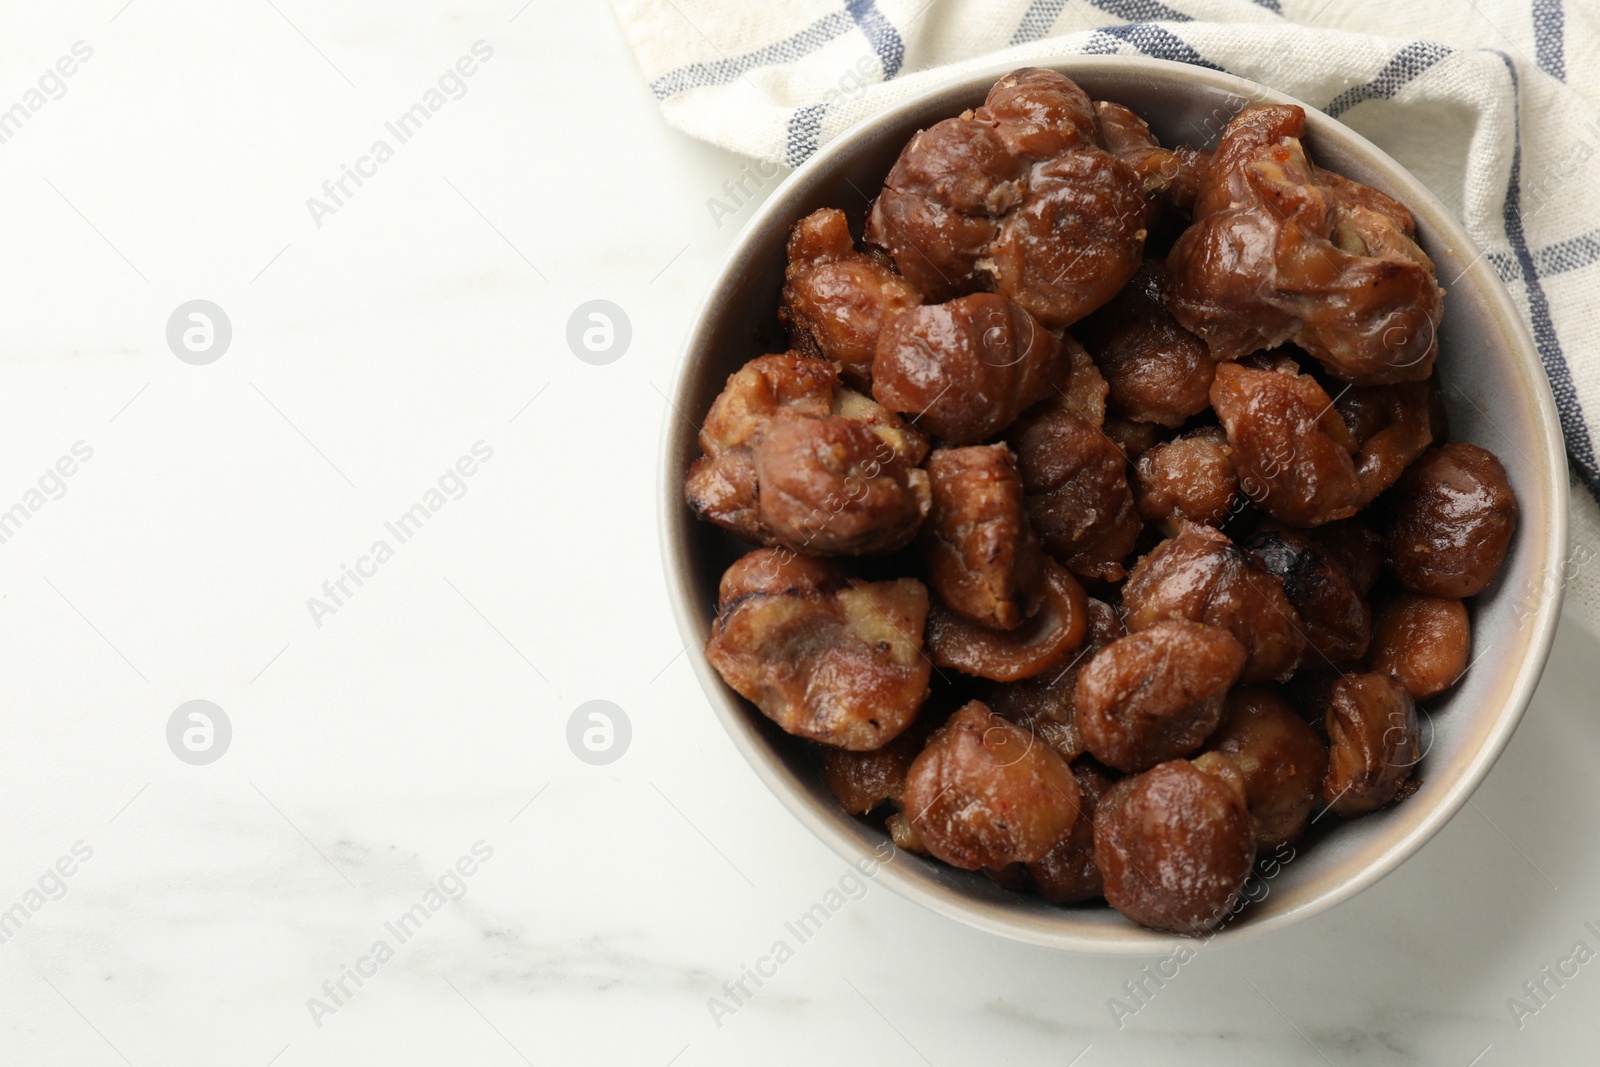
660,56,1569,953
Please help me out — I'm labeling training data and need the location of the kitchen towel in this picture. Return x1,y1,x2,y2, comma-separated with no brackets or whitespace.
614,0,1600,634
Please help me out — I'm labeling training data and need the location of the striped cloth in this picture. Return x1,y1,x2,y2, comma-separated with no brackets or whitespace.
614,0,1600,633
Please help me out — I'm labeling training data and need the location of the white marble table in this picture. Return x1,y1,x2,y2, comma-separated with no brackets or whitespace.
0,2,1597,1064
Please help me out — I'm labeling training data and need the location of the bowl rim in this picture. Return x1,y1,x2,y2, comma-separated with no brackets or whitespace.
658,54,1570,955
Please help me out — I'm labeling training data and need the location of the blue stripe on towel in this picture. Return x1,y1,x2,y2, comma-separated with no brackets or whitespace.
1324,41,1454,118
1010,0,1070,46
1533,0,1567,82
649,11,855,99
1489,51,1599,493
1090,0,1192,21
1488,231,1600,283
1487,250,1519,284
1532,229,1600,277
1093,23,1222,69
1251,0,1283,12
785,102,829,167
847,0,905,79
1084,30,1123,56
